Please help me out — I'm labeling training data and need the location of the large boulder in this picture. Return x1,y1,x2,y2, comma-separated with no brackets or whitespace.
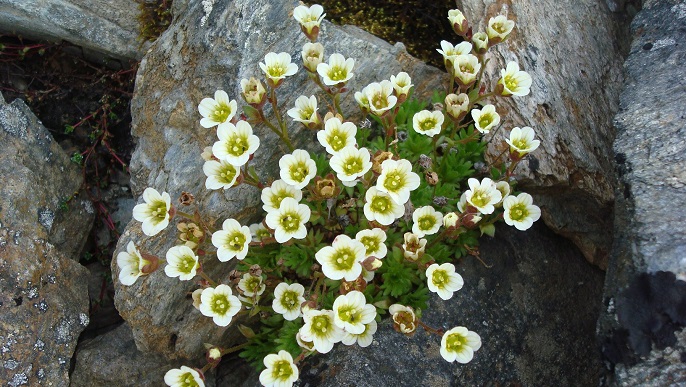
0,94,91,386
459,0,628,269
599,0,686,384
114,0,445,361
0,0,149,63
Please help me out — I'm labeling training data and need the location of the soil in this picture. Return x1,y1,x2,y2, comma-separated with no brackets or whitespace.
0,34,138,337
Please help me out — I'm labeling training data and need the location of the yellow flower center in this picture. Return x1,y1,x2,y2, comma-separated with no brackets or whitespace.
270,190,294,210
508,203,529,222
289,162,310,183
470,189,489,208
211,103,231,123
211,294,230,315
432,269,449,288
383,171,405,193
478,115,493,130
420,118,437,131
312,315,331,335
445,332,467,353
328,67,347,82
512,138,528,150
327,130,347,152
280,290,300,309
371,195,392,214
179,372,200,387
226,134,249,157
218,164,237,184
338,305,360,323
418,215,436,232
150,201,168,222
359,236,380,256
343,156,363,175
504,75,518,92
271,360,294,381
332,247,357,271
177,255,197,274
279,212,302,233
227,231,246,252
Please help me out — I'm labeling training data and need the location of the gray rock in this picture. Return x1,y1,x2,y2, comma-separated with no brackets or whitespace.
114,0,446,361
219,224,605,386
459,0,629,268
71,322,217,387
0,93,94,259
0,92,92,386
0,0,149,63
599,0,686,383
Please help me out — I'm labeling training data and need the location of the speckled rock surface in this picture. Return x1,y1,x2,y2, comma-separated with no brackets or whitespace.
459,0,628,268
599,0,686,384
113,0,446,362
0,93,94,259
219,223,605,386
71,323,218,387
0,0,148,63
0,92,91,386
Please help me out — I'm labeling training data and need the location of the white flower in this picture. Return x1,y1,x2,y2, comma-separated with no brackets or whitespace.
390,72,413,96
132,187,171,236
354,84,371,110
296,332,315,352
238,273,266,297
464,177,502,215
412,206,443,237
445,93,470,119
212,121,260,167
265,197,311,243
412,110,444,137
453,54,481,86
240,77,267,105
302,42,324,73
437,41,473,65
487,15,515,42
341,320,377,347
472,32,489,53
272,282,306,321
389,304,417,334
279,149,317,189
332,291,376,334
259,52,298,87
503,193,541,231
443,212,459,228
199,284,242,327
191,289,203,310
316,234,366,281
201,146,214,161
426,263,464,300
287,95,320,127
471,104,500,134
402,232,427,261
164,245,199,281
249,222,271,242
363,187,405,226
457,191,468,213
212,219,251,262
317,117,357,155
259,350,299,387
499,62,532,97
198,90,237,128
506,126,540,157
440,326,482,363
330,146,372,187
293,4,325,37
355,228,387,259
363,80,397,116
299,309,343,353
261,179,303,213
317,53,355,86
203,159,239,190
164,366,205,387
376,159,421,205
116,241,150,286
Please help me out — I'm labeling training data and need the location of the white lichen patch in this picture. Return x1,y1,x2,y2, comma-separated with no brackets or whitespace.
4,359,19,370
33,339,45,351
81,200,94,214
653,38,676,50
79,313,89,327
37,208,55,232
0,105,28,139
8,372,28,387
673,4,686,19
54,319,72,344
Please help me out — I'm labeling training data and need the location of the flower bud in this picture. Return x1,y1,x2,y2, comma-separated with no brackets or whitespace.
472,32,489,54
302,42,324,73
389,304,418,336
402,232,427,261
462,213,482,228
448,9,468,36
240,77,267,107
443,212,460,228
206,346,222,367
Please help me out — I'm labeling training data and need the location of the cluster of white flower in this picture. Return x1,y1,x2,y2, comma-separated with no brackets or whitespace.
115,4,553,387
